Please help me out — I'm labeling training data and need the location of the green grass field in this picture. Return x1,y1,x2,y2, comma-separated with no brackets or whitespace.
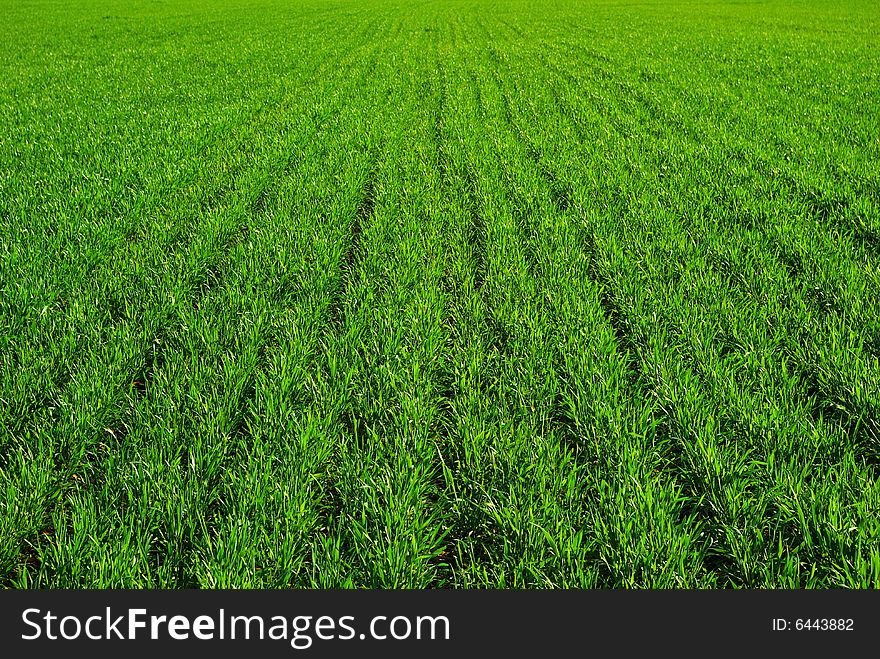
2,0,879,588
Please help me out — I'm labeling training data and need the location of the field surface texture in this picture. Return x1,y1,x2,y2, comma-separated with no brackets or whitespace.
2,0,879,588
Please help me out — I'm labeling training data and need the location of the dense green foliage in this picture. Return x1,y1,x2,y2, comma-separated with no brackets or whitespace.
1,0,879,588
